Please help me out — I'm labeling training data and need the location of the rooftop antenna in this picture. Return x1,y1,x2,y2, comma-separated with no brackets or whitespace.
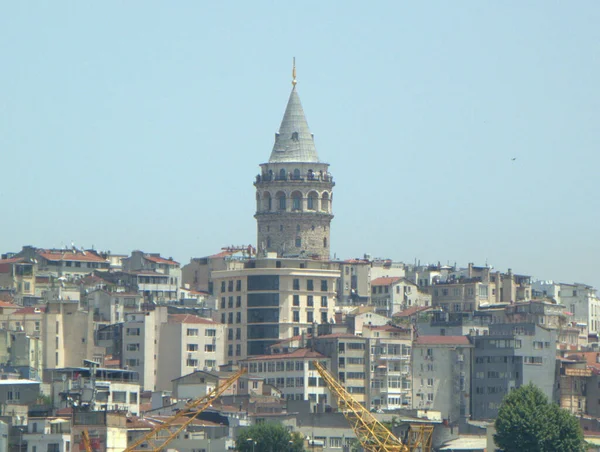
292,57,297,87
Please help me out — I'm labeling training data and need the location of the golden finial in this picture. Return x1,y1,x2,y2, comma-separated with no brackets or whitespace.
292,57,297,87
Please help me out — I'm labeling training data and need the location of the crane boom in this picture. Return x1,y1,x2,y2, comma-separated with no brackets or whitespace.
81,429,93,452
313,361,408,452
125,368,247,452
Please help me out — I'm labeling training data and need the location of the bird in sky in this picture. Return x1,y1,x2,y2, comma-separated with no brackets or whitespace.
511,157,517,161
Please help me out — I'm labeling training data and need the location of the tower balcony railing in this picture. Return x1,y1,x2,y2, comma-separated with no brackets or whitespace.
255,173,334,184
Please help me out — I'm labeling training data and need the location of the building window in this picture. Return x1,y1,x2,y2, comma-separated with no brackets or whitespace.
204,344,216,352
130,392,138,404
236,280,242,291
293,311,300,322
236,296,242,307
278,194,286,210
307,295,314,307
205,329,216,337
221,313,226,323
324,237,327,248
307,280,314,291
295,237,301,247
186,359,199,367
307,311,314,323
236,344,241,356
321,312,328,323
220,297,226,309
126,359,140,367
321,296,328,307
126,343,140,351
187,329,199,336
293,295,300,307
228,313,233,324
321,280,328,291
221,281,226,292
236,328,241,340
228,345,233,357
236,312,242,323
228,329,234,340
293,279,300,290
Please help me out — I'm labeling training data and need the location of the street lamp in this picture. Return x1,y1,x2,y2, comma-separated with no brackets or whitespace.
247,437,256,452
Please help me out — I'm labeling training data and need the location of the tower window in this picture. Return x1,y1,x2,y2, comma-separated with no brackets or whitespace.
278,193,286,210
296,224,300,232
279,169,287,180
280,225,284,232
292,191,302,210
293,168,301,179
295,237,301,247
267,237,271,248
324,238,328,248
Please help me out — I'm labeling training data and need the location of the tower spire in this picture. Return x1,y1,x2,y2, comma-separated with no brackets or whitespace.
292,57,297,87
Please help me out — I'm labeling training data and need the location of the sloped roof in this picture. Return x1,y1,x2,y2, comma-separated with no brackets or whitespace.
268,87,320,163
168,314,219,325
393,306,433,318
371,277,401,286
244,348,326,361
13,306,46,315
415,335,471,346
38,250,107,263
144,255,179,266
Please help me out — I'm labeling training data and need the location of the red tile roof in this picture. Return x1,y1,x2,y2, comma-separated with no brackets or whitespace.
144,255,180,266
314,333,358,339
168,314,219,325
244,348,326,361
0,257,26,265
415,335,471,346
38,250,107,263
0,292,14,303
0,301,19,308
393,306,432,318
13,306,46,315
209,250,236,258
371,277,401,286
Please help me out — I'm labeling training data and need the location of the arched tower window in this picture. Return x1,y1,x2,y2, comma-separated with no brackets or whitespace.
324,237,328,248
267,236,271,248
295,237,302,247
307,191,318,211
262,192,272,211
279,169,286,180
321,192,330,212
293,168,301,180
256,193,261,211
276,191,286,210
291,191,302,211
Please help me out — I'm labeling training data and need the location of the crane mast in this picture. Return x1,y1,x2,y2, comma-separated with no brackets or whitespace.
124,368,246,452
313,361,409,452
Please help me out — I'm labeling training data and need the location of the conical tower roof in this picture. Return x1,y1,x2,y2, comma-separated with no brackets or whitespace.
268,86,320,163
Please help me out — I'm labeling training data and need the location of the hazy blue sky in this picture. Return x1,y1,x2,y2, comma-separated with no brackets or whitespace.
1,2,599,288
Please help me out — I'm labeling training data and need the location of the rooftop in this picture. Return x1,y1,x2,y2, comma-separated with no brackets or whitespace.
393,306,432,318
244,348,326,361
168,314,219,325
38,249,108,263
143,255,180,266
371,277,401,287
415,335,471,346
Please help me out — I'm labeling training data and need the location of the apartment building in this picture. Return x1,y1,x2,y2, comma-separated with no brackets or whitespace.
370,277,431,317
240,348,331,406
363,324,413,409
24,417,72,452
430,265,531,312
336,259,371,305
14,246,110,279
534,281,600,333
156,314,226,390
85,290,142,324
121,307,169,391
211,256,339,360
412,335,472,424
310,331,370,407
182,249,249,293
471,323,557,420
0,256,36,298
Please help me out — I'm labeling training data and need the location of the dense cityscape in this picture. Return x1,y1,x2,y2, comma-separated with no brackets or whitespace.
1,74,597,451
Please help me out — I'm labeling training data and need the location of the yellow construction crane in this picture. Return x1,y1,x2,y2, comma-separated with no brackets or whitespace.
314,361,433,452
80,429,93,452
124,368,247,452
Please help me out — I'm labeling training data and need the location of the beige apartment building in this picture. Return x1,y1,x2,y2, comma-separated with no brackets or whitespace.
156,314,226,390
211,255,339,361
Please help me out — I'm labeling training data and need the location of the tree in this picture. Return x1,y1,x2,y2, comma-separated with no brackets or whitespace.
235,423,304,452
494,383,585,452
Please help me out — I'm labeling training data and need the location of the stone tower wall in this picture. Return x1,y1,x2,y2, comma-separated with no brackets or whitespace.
254,164,334,259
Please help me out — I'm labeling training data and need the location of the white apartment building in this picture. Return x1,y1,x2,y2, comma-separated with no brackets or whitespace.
240,349,331,405
122,251,182,301
370,277,431,317
533,281,600,333
362,324,413,409
156,314,226,391
25,418,72,452
121,308,169,391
